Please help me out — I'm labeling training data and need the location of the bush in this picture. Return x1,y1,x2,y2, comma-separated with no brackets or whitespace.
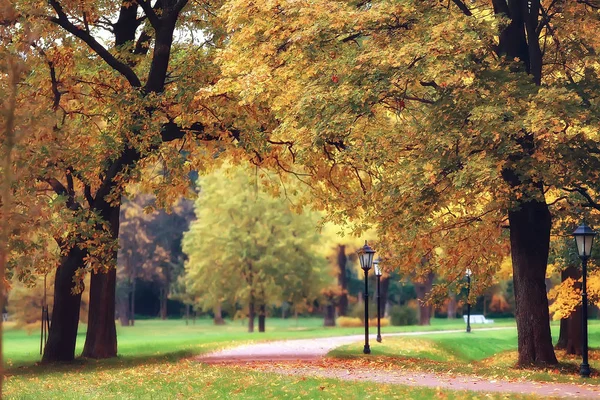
337,316,390,327
337,316,362,327
390,305,418,326
348,301,377,321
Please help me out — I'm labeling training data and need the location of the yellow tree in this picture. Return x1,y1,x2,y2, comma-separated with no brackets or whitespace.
217,0,600,365
5,0,264,362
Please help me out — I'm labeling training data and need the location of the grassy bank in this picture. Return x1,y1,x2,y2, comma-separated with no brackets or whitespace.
329,321,600,385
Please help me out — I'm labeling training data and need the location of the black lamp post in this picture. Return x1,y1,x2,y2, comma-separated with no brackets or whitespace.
573,222,596,378
357,240,375,354
465,268,472,333
374,257,383,343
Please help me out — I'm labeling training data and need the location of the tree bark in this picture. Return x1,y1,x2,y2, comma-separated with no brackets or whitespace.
555,266,582,355
82,204,119,359
380,276,390,316
213,303,225,325
447,293,457,319
159,288,168,320
248,300,255,333
42,248,86,362
415,272,434,325
258,304,266,332
324,304,336,326
336,245,349,316
130,276,136,326
509,199,558,365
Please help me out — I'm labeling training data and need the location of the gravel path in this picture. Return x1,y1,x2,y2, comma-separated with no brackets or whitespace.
198,327,600,399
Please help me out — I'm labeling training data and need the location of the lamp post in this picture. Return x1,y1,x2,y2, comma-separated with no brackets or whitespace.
357,241,375,354
465,268,472,333
572,222,596,378
374,257,383,343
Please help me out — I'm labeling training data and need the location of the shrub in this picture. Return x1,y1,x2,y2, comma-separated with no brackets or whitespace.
348,301,377,321
337,316,362,327
337,316,390,327
390,305,418,326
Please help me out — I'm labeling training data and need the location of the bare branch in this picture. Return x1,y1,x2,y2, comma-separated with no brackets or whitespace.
48,0,142,88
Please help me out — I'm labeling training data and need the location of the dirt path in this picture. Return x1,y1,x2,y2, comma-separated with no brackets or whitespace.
198,328,600,399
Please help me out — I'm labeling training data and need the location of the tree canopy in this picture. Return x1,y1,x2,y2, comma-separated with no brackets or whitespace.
182,164,329,329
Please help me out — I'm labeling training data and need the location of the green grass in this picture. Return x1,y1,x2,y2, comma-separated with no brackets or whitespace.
4,317,537,399
329,321,600,385
5,358,541,399
4,317,515,367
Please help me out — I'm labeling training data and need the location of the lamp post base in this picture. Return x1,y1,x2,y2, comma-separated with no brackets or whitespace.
363,344,371,354
376,335,382,343
466,325,471,333
580,363,591,378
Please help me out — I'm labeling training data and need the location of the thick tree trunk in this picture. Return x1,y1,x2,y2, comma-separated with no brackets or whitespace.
82,269,117,358
248,300,255,333
324,304,336,327
415,272,434,325
213,303,225,325
509,199,558,365
555,266,582,355
42,248,86,362
258,304,266,332
336,245,348,316
82,204,119,359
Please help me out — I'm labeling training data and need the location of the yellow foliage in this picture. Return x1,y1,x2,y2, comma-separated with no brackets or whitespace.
336,316,389,327
548,271,600,320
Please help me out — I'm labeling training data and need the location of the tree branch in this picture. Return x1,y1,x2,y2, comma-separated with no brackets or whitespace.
136,0,161,29
48,0,142,88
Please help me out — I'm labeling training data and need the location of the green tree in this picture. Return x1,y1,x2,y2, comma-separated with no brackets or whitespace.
182,164,328,332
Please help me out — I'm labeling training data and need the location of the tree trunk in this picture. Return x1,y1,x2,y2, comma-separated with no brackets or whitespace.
130,276,136,326
336,245,348,316
324,304,336,327
213,303,225,325
447,293,457,319
117,297,129,327
185,304,190,326
555,266,582,355
248,300,255,333
509,199,558,365
42,248,86,362
380,276,390,316
415,272,434,326
82,204,119,359
159,288,168,320
258,304,266,332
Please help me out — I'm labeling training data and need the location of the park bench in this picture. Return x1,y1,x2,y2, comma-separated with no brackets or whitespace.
463,314,494,324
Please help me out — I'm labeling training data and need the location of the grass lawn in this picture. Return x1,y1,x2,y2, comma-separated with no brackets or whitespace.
5,359,542,400
329,321,600,385
4,317,515,367
3,317,534,399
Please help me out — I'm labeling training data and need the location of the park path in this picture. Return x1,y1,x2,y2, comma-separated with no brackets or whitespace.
198,327,600,399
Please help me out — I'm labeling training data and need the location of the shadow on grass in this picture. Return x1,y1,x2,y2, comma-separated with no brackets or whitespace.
5,349,196,378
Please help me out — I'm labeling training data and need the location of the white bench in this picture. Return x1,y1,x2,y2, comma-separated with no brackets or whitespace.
464,314,494,324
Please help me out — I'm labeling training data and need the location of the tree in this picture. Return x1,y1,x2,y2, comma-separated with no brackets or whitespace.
0,21,22,394
217,0,600,365
117,194,194,325
182,164,328,332
6,0,262,362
